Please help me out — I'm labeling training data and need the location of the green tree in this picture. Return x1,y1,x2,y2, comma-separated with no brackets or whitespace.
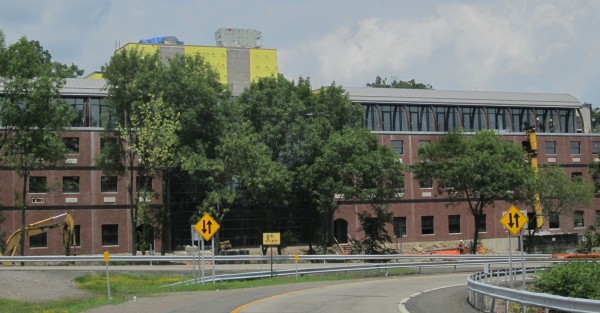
590,105,600,133
160,53,229,252
129,96,181,253
299,127,406,249
366,76,433,89
98,47,162,255
0,33,79,257
357,205,395,254
232,76,406,251
537,166,594,221
412,130,535,253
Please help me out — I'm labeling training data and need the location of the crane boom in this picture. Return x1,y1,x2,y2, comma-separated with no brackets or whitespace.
525,127,544,228
1,213,76,264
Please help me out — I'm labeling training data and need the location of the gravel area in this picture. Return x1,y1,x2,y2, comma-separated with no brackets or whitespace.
0,269,93,302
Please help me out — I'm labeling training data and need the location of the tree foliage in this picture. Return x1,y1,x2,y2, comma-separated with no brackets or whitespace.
536,166,594,217
412,129,535,252
534,261,600,299
366,76,433,89
0,31,80,256
100,48,229,254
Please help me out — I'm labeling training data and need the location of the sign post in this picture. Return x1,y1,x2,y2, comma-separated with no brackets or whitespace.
103,251,111,302
263,232,281,278
194,213,221,284
500,205,528,289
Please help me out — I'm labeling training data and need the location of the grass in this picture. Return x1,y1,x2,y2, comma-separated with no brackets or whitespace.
0,267,415,313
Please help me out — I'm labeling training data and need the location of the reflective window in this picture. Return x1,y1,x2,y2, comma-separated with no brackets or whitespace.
421,216,434,235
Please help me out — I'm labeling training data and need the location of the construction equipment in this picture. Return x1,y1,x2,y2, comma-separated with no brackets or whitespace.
1,213,76,264
524,125,544,228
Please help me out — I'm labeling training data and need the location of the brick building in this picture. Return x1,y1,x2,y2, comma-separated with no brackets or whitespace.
333,87,599,252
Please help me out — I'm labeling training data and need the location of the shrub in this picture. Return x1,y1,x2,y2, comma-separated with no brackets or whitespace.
534,261,600,299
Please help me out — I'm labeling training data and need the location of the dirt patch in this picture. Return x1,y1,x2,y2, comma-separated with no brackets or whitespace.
0,270,94,302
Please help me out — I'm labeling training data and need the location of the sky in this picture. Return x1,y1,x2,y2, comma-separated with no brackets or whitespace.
1,0,600,106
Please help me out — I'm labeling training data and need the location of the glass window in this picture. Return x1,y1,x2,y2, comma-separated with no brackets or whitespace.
570,141,581,154
545,141,556,155
29,176,48,193
419,176,433,189
62,176,80,193
593,142,600,155
64,137,79,154
448,215,461,234
91,98,112,128
29,233,47,248
435,107,446,131
596,210,600,225
421,216,434,235
64,97,87,127
572,172,583,181
100,137,118,151
390,140,403,155
393,217,407,237
380,105,394,131
136,176,153,192
574,211,584,228
101,224,119,246
101,176,118,193
549,213,560,229
408,106,420,131
74,225,81,246
478,214,487,233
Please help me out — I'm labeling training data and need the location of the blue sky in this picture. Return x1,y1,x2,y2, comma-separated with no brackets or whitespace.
2,0,599,106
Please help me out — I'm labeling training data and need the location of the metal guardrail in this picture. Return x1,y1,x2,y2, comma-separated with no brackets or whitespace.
468,268,600,313
0,253,552,263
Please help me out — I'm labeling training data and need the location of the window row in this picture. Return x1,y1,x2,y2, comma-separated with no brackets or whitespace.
392,215,488,237
29,176,153,194
390,210,594,238
391,139,596,156
30,224,119,248
365,105,581,133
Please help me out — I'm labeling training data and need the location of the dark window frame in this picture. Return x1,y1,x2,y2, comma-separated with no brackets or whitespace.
574,211,584,228
29,176,48,194
62,176,80,193
448,215,461,234
101,176,118,193
101,224,119,246
29,233,47,248
421,216,434,235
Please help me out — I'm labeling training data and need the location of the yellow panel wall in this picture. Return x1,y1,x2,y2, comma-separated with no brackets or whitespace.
184,46,228,84
119,43,160,55
249,49,278,81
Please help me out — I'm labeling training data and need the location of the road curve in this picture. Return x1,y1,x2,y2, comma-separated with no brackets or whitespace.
232,273,470,313
86,273,471,313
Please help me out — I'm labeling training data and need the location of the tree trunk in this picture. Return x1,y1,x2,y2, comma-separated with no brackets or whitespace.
472,212,481,254
128,164,137,256
160,169,171,255
19,171,29,264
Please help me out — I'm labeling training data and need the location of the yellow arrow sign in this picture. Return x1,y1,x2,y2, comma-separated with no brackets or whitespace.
194,213,220,241
500,205,528,235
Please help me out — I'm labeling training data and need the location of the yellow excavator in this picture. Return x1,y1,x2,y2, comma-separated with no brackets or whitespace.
1,213,76,265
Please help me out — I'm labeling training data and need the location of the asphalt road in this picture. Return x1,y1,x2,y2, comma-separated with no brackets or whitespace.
86,273,473,313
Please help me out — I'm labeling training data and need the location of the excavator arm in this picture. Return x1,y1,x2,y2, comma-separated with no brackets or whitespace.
2,213,76,262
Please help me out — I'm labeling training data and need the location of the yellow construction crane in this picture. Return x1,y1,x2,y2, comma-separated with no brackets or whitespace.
524,126,544,229
1,213,76,264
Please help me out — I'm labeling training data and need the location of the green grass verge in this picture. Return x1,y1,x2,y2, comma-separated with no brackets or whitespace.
0,267,415,313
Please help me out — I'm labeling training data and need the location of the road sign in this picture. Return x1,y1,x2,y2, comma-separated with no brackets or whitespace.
103,251,109,263
194,213,220,241
500,205,528,235
263,232,281,246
